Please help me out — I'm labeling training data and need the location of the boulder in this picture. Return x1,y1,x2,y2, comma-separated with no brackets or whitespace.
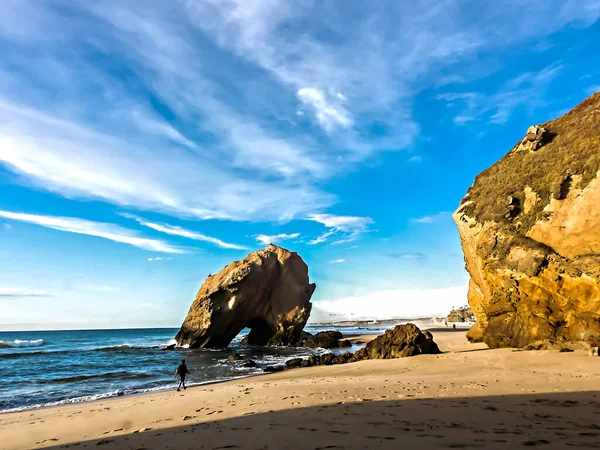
285,358,304,368
351,324,441,360
454,92,600,348
175,245,316,348
297,331,348,349
227,353,243,361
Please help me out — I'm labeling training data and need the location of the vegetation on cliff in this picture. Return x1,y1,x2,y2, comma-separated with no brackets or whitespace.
458,92,600,233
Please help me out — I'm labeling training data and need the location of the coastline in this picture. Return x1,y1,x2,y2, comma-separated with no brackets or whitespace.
4,326,600,449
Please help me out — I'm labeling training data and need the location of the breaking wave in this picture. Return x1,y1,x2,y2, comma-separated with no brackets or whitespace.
0,339,45,348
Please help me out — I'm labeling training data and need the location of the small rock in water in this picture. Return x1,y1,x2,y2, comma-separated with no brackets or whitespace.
227,353,243,361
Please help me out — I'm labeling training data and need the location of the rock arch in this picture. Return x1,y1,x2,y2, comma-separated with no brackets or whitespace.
175,245,315,349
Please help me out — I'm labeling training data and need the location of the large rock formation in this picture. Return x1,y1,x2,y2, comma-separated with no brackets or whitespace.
175,244,316,348
454,92,600,348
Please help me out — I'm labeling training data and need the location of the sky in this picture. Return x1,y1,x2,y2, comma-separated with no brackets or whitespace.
1,0,599,331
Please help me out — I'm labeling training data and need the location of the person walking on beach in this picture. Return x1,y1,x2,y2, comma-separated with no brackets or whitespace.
175,359,190,391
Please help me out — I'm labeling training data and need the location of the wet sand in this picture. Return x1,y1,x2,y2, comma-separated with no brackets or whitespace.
2,327,600,449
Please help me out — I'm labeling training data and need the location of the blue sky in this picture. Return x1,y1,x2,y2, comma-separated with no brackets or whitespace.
1,0,599,330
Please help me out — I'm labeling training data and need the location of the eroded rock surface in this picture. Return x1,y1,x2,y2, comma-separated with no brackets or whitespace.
175,245,315,348
454,92,600,348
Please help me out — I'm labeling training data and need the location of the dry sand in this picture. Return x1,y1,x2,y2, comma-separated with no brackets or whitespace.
3,327,600,449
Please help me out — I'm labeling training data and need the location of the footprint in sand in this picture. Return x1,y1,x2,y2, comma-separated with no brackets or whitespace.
522,439,551,446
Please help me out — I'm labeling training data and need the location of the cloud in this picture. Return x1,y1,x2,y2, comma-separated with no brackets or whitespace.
297,88,352,132
407,155,422,163
255,233,300,245
1,223,11,230
307,214,373,232
123,215,248,250
148,257,172,262
389,252,426,260
0,288,52,298
437,63,565,126
0,210,184,254
311,286,468,321
410,212,449,224
586,85,600,96
0,1,598,228
329,258,346,263
306,213,373,245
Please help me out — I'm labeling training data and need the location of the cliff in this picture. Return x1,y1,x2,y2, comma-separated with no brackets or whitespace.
453,92,600,348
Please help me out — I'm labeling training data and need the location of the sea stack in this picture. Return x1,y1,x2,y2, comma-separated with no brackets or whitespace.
453,92,600,349
175,244,316,348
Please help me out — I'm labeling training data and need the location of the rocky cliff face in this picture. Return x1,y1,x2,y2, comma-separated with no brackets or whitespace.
176,245,315,348
446,306,474,323
453,92,600,349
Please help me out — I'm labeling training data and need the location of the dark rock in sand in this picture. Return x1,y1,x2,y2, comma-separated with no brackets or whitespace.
175,245,315,348
351,324,441,360
284,324,440,370
298,330,347,349
263,365,284,373
285,358,304,368
227,353,243,361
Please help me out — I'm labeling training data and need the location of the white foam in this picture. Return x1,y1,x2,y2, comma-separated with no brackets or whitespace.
1,339,45,348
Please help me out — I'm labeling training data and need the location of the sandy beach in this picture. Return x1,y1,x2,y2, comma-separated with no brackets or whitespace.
3,327,600,450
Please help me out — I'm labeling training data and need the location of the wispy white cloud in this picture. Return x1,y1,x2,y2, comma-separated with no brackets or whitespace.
437,63,565,126
306,213,373,245
389,252,426,260
148,257,172,262
410,212,449,224
0,1,598,228
0,210,184,254
124,215,248,250
297,88,352,132
308,230,336,245
586,85,600,96
407,155,422,163
329,258,345,264
0,288,52,298
255,233,300,245
1,223,11,230
307,214,373,232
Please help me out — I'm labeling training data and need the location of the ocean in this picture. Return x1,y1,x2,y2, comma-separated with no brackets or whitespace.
0,325,392,413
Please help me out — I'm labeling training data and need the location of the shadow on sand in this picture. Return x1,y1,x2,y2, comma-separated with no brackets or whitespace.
43,390,600,450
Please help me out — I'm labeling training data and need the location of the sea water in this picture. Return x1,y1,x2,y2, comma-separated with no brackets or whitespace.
0,325,390,412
